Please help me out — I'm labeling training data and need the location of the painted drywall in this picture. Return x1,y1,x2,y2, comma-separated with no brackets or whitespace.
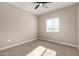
78,4,79,51
0,3,37,48
38,4,78,46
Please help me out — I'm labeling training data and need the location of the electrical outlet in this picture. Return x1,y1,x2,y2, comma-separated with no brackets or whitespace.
8,40,10,42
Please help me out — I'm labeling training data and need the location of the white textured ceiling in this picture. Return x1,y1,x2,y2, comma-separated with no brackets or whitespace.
9,2,77,15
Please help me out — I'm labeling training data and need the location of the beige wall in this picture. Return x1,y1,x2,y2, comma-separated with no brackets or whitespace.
38,4,78,46
0,3,37,48
78,4,79,51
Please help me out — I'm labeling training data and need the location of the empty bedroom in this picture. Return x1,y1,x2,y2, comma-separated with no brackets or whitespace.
0,2,79,56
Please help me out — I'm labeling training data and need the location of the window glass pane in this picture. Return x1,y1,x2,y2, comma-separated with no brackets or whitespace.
46,17,60,32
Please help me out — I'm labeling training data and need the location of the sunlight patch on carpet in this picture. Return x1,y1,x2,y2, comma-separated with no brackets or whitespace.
27,45,56,56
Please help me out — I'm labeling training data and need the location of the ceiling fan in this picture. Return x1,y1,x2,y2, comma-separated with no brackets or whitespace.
33,2,51,10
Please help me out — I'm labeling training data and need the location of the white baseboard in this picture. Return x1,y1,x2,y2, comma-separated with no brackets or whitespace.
38,38,78,48
0,38,37,51
0,38,78,51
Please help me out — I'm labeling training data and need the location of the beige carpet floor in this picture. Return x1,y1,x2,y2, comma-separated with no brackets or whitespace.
0,39,78,56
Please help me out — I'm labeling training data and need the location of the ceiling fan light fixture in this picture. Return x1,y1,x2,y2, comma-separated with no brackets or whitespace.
39,3,42,6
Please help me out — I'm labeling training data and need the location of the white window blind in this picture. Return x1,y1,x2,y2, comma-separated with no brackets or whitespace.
46,17,60,32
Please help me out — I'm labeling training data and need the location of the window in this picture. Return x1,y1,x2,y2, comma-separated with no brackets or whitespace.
46,17,60,32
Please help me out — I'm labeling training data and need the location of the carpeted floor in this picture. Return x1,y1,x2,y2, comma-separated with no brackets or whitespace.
0,39,78,56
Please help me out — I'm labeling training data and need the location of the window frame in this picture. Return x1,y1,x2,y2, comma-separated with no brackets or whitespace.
46,17,60,32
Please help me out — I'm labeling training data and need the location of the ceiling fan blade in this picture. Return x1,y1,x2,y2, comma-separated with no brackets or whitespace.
34,4,40,9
